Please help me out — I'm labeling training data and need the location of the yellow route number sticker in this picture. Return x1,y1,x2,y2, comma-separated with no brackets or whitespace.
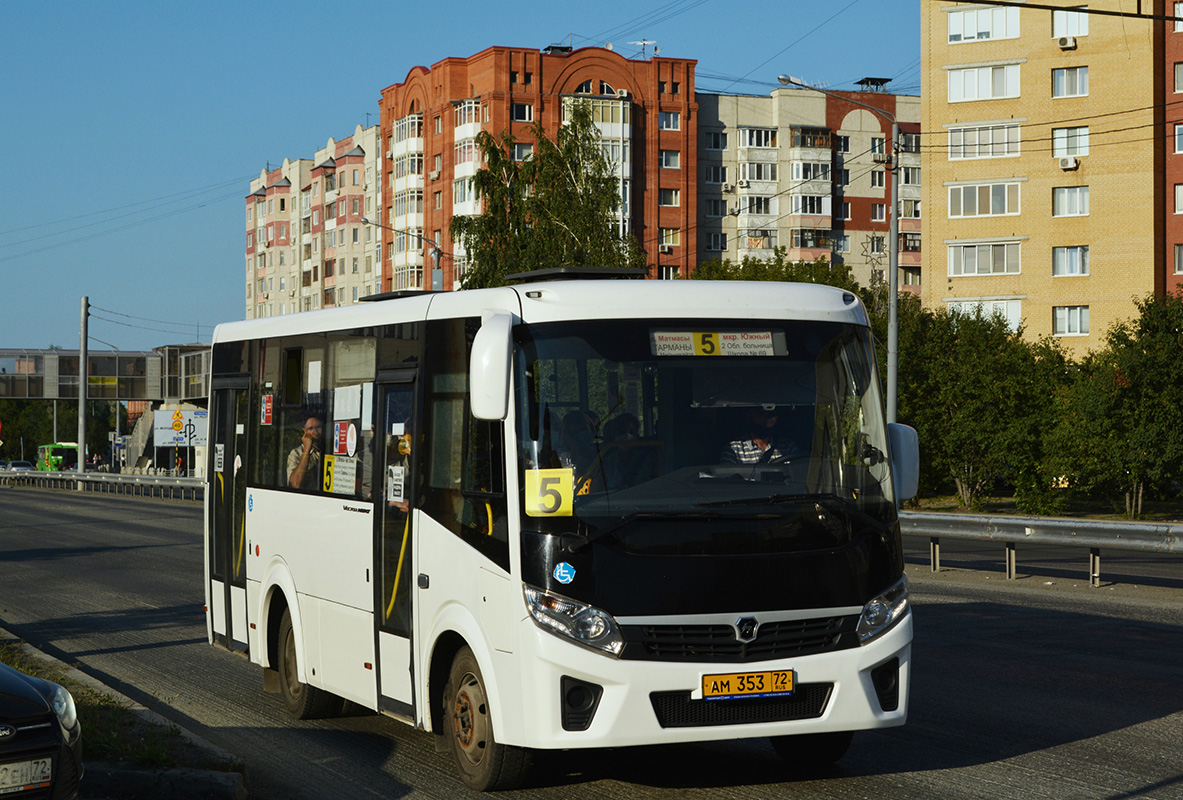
524,469,574,517
323,455,335,493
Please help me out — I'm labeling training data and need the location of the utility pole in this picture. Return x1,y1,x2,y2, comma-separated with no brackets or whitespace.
78,296,88,476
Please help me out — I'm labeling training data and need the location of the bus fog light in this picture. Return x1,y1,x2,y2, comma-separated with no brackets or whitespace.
857,575,909,643
524,586,624,656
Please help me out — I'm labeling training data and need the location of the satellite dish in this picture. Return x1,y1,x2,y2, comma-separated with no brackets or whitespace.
606,41,613,50
653,46,660,55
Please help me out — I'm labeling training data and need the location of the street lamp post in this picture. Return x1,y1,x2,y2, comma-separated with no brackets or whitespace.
361,218,443,292
777,76,900,424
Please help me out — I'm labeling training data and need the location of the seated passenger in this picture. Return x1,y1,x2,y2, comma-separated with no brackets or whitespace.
288,415,323,490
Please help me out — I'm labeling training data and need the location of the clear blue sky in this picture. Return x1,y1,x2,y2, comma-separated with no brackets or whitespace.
1,0,918,352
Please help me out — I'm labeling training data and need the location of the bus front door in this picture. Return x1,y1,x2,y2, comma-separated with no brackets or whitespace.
376,379,416,718
209,383,249,654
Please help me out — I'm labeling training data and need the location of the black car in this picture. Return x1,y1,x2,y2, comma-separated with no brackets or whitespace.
0,661,82,799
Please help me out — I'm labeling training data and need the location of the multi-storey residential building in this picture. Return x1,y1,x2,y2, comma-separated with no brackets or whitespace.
922,1,1168,355
696,83,921,291
245,125,381,319
377,45,698,288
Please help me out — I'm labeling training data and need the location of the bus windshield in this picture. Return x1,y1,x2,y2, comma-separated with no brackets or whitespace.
514,318,897,557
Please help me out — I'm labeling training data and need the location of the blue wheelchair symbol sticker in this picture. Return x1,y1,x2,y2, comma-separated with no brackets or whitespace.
248,494,253,512
553,562,576,584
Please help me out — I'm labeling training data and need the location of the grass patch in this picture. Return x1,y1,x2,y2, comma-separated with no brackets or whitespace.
0,640,238,772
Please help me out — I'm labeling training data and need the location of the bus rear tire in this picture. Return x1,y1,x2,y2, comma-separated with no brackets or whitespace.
770,730,853,768
278,608,338,720
444,645,530,791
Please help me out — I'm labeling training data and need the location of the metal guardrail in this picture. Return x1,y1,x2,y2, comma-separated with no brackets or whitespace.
900,511,1183,587
0,471,203,502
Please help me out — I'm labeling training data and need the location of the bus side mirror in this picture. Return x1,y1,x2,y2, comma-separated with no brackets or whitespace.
887,423,919,501
470,313,513,421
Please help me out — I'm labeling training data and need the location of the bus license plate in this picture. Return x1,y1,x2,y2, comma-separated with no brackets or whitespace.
702,670,793,700
0,757,52,793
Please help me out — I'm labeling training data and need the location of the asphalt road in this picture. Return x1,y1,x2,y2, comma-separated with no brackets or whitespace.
1,487,1181,799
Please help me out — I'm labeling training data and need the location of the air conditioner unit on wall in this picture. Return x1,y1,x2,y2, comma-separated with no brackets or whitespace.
1059,156,1079,170
1058,36,1077,50
429,170,441,181
617,89,629,98
737,179,750,188
658,244,673,254
721,183,734,193
872,152,889,164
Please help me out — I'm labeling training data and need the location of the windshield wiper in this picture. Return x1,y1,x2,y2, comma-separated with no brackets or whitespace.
701,492,892,532
568,509,742,552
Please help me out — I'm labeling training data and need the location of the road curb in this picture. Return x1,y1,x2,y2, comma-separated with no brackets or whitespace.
0,628,247,800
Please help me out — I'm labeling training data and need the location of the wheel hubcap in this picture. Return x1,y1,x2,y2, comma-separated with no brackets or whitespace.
452,672,486,765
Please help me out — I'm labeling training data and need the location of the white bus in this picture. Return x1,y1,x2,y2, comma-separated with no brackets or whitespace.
205,273,918,791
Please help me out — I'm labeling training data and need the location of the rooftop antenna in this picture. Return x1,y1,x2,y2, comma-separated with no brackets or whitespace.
629,40,656,59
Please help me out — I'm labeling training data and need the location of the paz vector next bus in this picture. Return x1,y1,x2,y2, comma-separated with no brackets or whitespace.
204,274,919,791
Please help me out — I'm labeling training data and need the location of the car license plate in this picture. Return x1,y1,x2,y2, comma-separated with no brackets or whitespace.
0,758,51,794
702,670,793,700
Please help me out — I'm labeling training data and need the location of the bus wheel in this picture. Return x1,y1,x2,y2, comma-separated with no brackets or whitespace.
444,646,530,791
277,608,337,720
770,731,853,768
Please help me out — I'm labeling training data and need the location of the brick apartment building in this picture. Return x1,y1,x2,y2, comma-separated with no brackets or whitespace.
922,1,1179,355
377,45,698,288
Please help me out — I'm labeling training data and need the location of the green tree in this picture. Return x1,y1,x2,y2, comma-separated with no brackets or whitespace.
692,249,862,293
902,307,1054,510
1049,293,1183,517
450,101,646,289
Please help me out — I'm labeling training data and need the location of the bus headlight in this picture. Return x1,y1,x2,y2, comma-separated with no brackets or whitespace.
524,586,624,656
857,575,909,643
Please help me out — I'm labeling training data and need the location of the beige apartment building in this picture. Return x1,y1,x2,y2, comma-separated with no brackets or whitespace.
922,1,1169,356
698,86,921,291
245,125,382,319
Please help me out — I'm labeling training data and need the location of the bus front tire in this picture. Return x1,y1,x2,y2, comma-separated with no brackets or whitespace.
444,646,530,791
277,608,338,720
770,730,853,768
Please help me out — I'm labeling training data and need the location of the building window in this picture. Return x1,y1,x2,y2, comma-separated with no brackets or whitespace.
706,232,727,251
791,127,830,148
949,299,1022,330
1176,124,1183,153
1176,1,1183,31
1053,66,1089,98
1053,126,1089,157
949,123,1020,159
659,111,680,130
745,161,781,181
948,5,1020,42
840,202,851,220
949,242,1021,276
948,64,1020,102
739,128,778,148
658,81,666,94
1054,186,1090,216
871,170,885,188
1053,306,1090,336
705,131,727,149
434,191,442,210
742,196,775,215
511,103,533,122
871,203,886,221
869,236,886,255
705,165,728,184
659,228,680,246
900,133,921,153
659,149,680,168
902,167,921,186
901,199,922,219
836,135,850,153
902,233,922,252
1175,244,1183,274
949,182,1021,218
833,235,850,253
871,137,886,155
792,195,830,215
1053,245,1090,276
1053,7,1089,38
512,143,534,162
705,199,727,217
659,188,681,206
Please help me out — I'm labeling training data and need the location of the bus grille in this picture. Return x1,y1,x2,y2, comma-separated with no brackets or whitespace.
650,683,833,728
621,615,858,663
